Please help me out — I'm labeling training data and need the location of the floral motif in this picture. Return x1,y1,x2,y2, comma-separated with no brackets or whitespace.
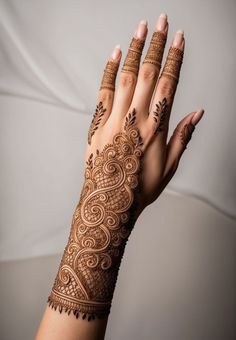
48,110,143,320
153,97,168,134
88,101,106,145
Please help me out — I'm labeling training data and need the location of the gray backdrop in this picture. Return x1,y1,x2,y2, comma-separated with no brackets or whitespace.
0,0,236,339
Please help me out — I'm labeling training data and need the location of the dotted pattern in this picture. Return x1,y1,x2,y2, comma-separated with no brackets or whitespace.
143,31,167,68
49,126,143,316
160,46,184,82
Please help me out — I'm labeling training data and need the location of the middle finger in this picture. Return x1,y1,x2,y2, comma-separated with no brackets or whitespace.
148,30,185,138
129,13,168,119
110,20,147,121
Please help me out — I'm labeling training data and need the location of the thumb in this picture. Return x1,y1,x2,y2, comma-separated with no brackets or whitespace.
163,108,205,178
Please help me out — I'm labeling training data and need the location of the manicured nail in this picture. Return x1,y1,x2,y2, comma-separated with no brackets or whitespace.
111,44,121,61
136,19,148,39
191,109,205,126
156,13,168,31
172,30,184,49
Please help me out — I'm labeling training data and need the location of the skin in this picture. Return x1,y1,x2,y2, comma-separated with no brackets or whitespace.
35,13,204,340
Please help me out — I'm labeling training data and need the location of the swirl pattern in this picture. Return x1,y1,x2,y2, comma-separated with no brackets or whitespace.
47,120,143,320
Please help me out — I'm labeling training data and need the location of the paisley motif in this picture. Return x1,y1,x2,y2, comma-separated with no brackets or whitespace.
48,116,143,320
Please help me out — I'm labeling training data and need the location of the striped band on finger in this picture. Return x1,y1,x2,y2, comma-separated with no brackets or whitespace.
143,31,167,69
159,47,184,82
121,37,145,76
100,60,119,91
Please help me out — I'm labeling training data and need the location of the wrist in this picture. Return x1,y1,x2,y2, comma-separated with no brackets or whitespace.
48,198,138,320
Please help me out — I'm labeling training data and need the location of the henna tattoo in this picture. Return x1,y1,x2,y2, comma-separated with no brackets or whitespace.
143,31,167,68
124,108,136,130
160,47,184,82
48,121,143,320
124,108,143,146
86,153,93,169
88,102,106,145
121,37,145,76
100,60,119,91
153,97,168,134
180,123,195,149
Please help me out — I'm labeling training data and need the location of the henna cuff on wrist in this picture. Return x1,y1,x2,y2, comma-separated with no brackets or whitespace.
48,118,143,321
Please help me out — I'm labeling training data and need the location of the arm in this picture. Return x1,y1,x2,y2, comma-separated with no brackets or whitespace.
36,13,204,340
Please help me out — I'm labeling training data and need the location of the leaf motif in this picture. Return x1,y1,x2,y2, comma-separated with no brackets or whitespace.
153,97,168,135
124,108,137,131
88,101,107,145
86,153,94,169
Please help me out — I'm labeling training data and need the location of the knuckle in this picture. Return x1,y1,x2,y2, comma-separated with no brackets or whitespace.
140,65,158,81
120,72,136,87
158,78,175,97
98,90,113,102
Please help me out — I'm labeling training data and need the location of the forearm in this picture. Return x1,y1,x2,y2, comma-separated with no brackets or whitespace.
35,306,108,340
36,124,142,340
35,11,204,339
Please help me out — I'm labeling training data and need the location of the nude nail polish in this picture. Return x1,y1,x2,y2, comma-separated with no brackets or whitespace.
156,13,167,31
173,30,184,48
136,20,148,39
191,109,205,125
111,45,121,61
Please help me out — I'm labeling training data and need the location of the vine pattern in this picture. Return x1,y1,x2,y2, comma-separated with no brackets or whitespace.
88,101,106,145
48,108,143,320
153,97,168,134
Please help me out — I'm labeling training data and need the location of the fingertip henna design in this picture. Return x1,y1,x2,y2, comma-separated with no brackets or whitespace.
160,47,184,82
48,116,144,321
88,102,106,145
143,31,167,69
153,97,168,135
121,37,145,76
100,60,119,91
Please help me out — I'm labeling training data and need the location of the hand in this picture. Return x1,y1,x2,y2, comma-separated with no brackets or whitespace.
85,15,204,213
47,13,204,322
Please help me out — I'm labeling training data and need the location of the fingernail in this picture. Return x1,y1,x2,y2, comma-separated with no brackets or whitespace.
136,19,148,39
111,44,121,61
172,30,184,49
156,13,168,31
191,109,205,126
